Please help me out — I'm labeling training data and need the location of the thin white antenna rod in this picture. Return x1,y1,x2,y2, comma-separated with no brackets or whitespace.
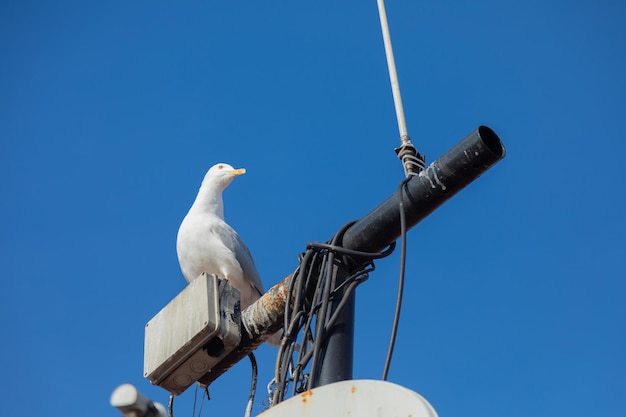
377,0,409,144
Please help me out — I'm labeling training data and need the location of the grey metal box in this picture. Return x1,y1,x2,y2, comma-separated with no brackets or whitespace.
144,273,241,395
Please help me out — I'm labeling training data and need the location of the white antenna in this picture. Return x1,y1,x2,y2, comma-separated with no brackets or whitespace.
376,0,425,175
377,0,409,143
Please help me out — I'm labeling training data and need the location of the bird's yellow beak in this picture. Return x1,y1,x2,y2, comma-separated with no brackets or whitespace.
232,168,246,176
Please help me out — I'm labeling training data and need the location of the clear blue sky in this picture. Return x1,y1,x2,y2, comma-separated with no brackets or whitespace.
2,1,624,416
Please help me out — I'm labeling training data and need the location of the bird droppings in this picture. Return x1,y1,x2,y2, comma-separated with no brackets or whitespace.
432,169,447,191
420,164,446,191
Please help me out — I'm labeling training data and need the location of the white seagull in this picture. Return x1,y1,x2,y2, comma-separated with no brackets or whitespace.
176,163,282,347
176,163,266,311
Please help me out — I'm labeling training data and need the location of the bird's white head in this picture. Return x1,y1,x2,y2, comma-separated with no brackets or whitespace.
202,163,246,190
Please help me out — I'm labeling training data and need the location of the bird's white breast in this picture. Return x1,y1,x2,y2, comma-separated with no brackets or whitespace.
176,210,261,309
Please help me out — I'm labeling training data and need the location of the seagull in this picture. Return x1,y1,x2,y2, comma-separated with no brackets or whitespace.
176,163,281,345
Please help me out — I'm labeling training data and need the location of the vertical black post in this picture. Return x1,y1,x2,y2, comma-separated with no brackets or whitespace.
314,268,354,387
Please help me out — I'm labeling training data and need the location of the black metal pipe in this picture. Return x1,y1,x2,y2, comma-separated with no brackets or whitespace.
313,269,355,388
315,126,504,388
342,126,505,253
197,126,505,390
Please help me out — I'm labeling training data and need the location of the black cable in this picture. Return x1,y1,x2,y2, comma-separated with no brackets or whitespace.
244,353,258,417
168,394,174,417
197,388,209,417
306,241,396,259
308,246,336,387
382,177,411,380
273,250,320,405
190,386,210,417
192,384,199,417
324,270,369,333
272,221,395,404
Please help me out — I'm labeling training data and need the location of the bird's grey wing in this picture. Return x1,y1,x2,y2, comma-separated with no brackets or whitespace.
215,222,265,295
233,235,265,295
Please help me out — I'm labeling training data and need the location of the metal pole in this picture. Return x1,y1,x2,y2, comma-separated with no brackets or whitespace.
313,269,355,387
343,126,505,252
314,126,504,387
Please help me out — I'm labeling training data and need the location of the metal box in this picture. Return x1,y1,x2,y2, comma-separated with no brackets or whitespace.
144,273,241,395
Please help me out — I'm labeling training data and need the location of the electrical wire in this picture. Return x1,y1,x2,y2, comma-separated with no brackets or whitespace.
244,353,258,417
192,385,199,416
271,222,396,405
199,388,210,415
382,177,411,380
191,384,210,417
168,394,174,417
377,0,427,381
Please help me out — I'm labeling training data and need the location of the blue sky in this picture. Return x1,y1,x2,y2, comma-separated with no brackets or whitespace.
1,1,624,416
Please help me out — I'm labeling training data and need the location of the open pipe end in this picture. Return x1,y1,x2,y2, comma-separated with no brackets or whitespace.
478,125,506,159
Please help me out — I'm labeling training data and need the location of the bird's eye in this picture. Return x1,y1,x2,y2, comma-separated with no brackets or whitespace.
217,164,224,169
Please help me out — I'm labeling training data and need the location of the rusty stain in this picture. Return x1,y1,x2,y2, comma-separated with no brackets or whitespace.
351,386,357,394
300,389,314,404
255,275,290,313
